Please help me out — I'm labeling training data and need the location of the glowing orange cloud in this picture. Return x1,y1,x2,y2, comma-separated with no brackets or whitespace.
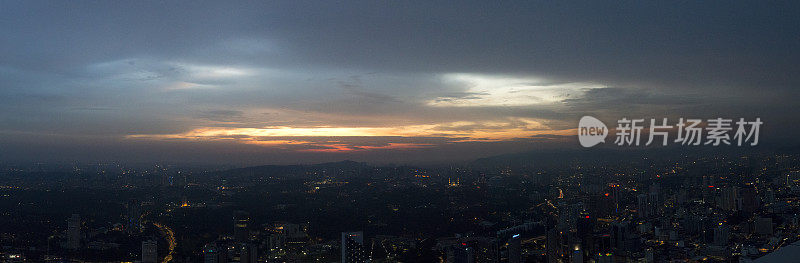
300,143,433,153
126,118,575,152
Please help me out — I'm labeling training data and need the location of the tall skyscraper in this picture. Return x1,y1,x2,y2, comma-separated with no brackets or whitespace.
341,231,368,263
508,234,521,263
637,194,650,218
142,240,158,263
233,210,250,242
546,227,563,263
66,214,81,250
720,187,739,211
127,199,142,233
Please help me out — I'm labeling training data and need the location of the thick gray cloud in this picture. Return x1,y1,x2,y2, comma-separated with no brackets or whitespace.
0,1,797,164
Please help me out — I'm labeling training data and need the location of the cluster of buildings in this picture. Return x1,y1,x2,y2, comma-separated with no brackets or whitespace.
1,153,799,262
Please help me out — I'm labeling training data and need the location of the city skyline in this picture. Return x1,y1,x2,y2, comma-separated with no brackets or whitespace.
1,2,799,262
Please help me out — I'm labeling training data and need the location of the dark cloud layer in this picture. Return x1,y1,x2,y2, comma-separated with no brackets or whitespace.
0,1,798,164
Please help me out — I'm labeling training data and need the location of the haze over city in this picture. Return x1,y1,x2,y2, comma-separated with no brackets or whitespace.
4,2,800,263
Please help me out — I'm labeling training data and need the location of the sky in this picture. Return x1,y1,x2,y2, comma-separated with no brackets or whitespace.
0,1,798,165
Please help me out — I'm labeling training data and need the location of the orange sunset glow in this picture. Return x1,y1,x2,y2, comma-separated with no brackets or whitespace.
127,119,577,152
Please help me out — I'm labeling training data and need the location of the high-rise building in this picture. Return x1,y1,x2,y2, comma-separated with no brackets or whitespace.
233,211,250,242
648,190,660,217
597,253,614,263
67,214,81,250
142,240,158,263
508,234,521,263
713,225,730,246
203,243,227,263
448,243,475,263
571,248,583,263
576,213,595,257
127,199,141,233
720,187,739,211
341,231,368,263
276,222,308,245
738,187,759,213
239,243,258,263
546,227,563,263
558,202,584,231
637,188,660,218
611,221,636,253
637,194,649,218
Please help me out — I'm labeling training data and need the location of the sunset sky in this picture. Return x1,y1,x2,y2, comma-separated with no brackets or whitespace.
1,1,798,164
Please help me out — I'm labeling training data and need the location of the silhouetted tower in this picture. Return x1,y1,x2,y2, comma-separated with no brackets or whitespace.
66,214,81,250
233,210,250,242
508,234,522,263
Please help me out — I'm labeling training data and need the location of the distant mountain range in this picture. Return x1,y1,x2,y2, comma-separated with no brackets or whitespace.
219,143,800,174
